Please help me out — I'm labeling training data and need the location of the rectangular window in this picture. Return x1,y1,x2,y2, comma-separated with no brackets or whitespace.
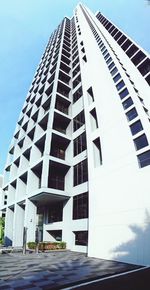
101,46,106,52
73,192,88,219
73,132,87,156
121,39,132,51
73,65,80,78
48,203,63,223
106,57,112,65
134,134,148,151
102,49,108,56
110,67,118,76
73,86,83,103
126,108,138,121
122,97,133,110
131,51,146,66
118,35,127,45
74,231,88,246
73,74,81,89
116,80,125,91
130,120,143,135
113,73,121,83
138,58,150,77
108,62,115,70
104,53,110,60
73,110,85,132
74,159,88,186
137,150,150,168
126,44,138,58
119,88,129,99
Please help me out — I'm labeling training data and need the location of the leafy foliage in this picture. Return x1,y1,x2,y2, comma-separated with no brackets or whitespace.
27,241,66,250
0,217,5,244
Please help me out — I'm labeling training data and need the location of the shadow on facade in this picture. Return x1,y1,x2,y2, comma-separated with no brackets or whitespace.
4,236,12,247
112,210,150,265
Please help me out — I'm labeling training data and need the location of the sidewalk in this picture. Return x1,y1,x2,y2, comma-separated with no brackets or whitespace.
0,251,143,289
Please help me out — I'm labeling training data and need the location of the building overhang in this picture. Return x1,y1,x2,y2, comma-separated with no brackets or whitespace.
29,190,69,207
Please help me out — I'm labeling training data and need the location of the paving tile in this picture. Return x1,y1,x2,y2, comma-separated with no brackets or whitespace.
0,251,142,290
24,287,42,290
35,280,55,287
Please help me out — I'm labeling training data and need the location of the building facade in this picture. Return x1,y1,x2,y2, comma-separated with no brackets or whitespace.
0,175,4,218
0,4,150,265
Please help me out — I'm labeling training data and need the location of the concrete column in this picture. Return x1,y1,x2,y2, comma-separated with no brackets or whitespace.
62,198,73,249
13,204,25,247
24,199,37,243
4,208,14,246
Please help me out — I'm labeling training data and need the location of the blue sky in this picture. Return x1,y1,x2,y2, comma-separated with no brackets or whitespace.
0,0,149,173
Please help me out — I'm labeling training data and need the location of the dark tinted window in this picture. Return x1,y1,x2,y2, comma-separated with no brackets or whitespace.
130,120,143,135
126,108,138,121
116,80,125,91
74,159,88,186
73,192,88,219
138,58,150,76
122,39,132,51
131,51,146,66
108,62,115,70
137,150,150,168
74,132,87,156
126,44,138,58
104,53,110,60
73,110,85,132
106,57,112,65
73,86,83,103
74,231,88,246
122,97,133,110
113,73,121,83
118,35,127,45
110,67,118,76
134,134,148,151
119,88,129,99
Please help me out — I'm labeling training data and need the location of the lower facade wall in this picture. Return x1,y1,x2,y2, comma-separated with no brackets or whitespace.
88,164,150,266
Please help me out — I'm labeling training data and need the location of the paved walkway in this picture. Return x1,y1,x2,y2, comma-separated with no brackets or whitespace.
0,251,142,289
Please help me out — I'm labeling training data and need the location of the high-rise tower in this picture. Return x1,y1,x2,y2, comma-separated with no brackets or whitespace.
1,4,150,265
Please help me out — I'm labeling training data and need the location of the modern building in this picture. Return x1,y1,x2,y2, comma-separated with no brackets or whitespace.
0,175,4,218
0,3,150,265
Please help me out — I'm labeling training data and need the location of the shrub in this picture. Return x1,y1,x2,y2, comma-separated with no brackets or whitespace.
0,217,5,245
27,241,66,251
27,242,36,249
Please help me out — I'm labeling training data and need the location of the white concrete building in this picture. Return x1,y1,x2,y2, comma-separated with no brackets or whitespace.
0,3,150,265
0,175,4,218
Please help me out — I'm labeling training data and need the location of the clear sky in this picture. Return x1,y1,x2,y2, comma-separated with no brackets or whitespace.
0,0,149,174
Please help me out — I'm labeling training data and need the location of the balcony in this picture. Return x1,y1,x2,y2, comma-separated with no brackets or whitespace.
57,81,71,98
62,48,70,59
55,95,70,115
50,133,70,160
48,161,70,190
58,70,70,85
53,111,71,135
60,62,70,74
62,44,70,52
61,54,70,66
73,74,81,89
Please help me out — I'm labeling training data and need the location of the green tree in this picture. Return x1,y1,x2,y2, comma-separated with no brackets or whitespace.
0,217,5,244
